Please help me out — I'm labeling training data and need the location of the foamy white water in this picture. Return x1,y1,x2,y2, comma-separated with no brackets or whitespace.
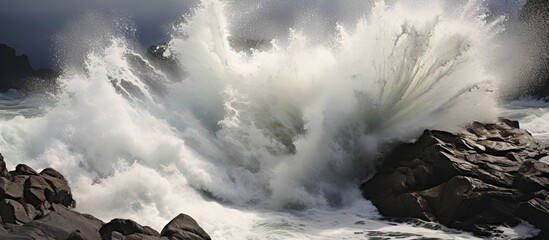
0,0,540,239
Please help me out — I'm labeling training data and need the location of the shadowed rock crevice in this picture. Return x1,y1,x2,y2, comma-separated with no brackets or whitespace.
361,118,549,239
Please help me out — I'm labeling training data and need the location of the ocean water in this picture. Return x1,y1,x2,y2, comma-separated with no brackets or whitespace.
0,0,544,239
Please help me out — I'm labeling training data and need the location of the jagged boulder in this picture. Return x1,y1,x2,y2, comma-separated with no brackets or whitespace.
98,214,213,240
0,199,31,224
0,43,58,93
1,175,27,200
24,176,54,206
0,154,9,177
0,157,77,229
14,204,104,240
11,164,39,176
161,214,211,240
99,219,159,239
361,118,549,238
0,154,211,240
39,168,75,208
0,162,75,209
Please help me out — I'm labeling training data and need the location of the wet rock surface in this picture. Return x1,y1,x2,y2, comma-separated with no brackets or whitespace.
0,153,211,240
361,118,549,238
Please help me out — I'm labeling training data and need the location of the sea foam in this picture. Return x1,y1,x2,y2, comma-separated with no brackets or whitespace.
0,0,526,238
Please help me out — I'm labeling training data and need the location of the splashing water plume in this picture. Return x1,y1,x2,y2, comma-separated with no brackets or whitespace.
165,0,502,207
0,0,517,238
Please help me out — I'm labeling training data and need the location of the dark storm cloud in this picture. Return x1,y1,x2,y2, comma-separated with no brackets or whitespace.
0,0,198,68
1,0,374,68
0,0,525,69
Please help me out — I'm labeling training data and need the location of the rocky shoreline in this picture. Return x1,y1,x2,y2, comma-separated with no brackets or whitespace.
0,153,210,240
361,118,549,239
0,44,58,93
2,119,547,239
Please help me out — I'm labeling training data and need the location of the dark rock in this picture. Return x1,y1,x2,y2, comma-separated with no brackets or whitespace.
99,219,159,239
24,204,37,221
24,176,53,206
0,177,10,199
426,176,521,233
0,44,33,88
65,230,87,240
35,201,52,218
19,204,103,240
40,168,66,181
0,199,31,224
0,153,210,240
3,223,54,240
101,232,167,239
2,175,28,200
161,214,211,240
11,164,39,176
516,197,549,237
361,118,549,238
0,43,58,93
0,165,75,208
513,160,549,193
0,153,9,177
0,230,33,240
104,231,128,240
104,231,164,240
39,169,75,208
0,233,33,240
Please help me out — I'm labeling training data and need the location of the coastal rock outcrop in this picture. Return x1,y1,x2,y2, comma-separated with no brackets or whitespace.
0,44,58,93
160,214,211,240
361,118,549,238
0,153,211,240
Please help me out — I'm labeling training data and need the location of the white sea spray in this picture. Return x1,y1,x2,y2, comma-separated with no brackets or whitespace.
0,0,536,239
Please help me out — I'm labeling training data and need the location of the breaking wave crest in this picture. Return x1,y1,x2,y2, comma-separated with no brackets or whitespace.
0,0,515,238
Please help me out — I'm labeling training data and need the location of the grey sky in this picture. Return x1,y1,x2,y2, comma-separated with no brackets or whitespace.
0,0,525,69
0,0,197,68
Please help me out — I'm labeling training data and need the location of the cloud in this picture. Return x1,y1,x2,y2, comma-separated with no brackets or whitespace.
0,0,197,68
0,0,525,68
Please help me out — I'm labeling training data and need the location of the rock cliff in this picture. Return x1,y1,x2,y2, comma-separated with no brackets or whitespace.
361,118,549,238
